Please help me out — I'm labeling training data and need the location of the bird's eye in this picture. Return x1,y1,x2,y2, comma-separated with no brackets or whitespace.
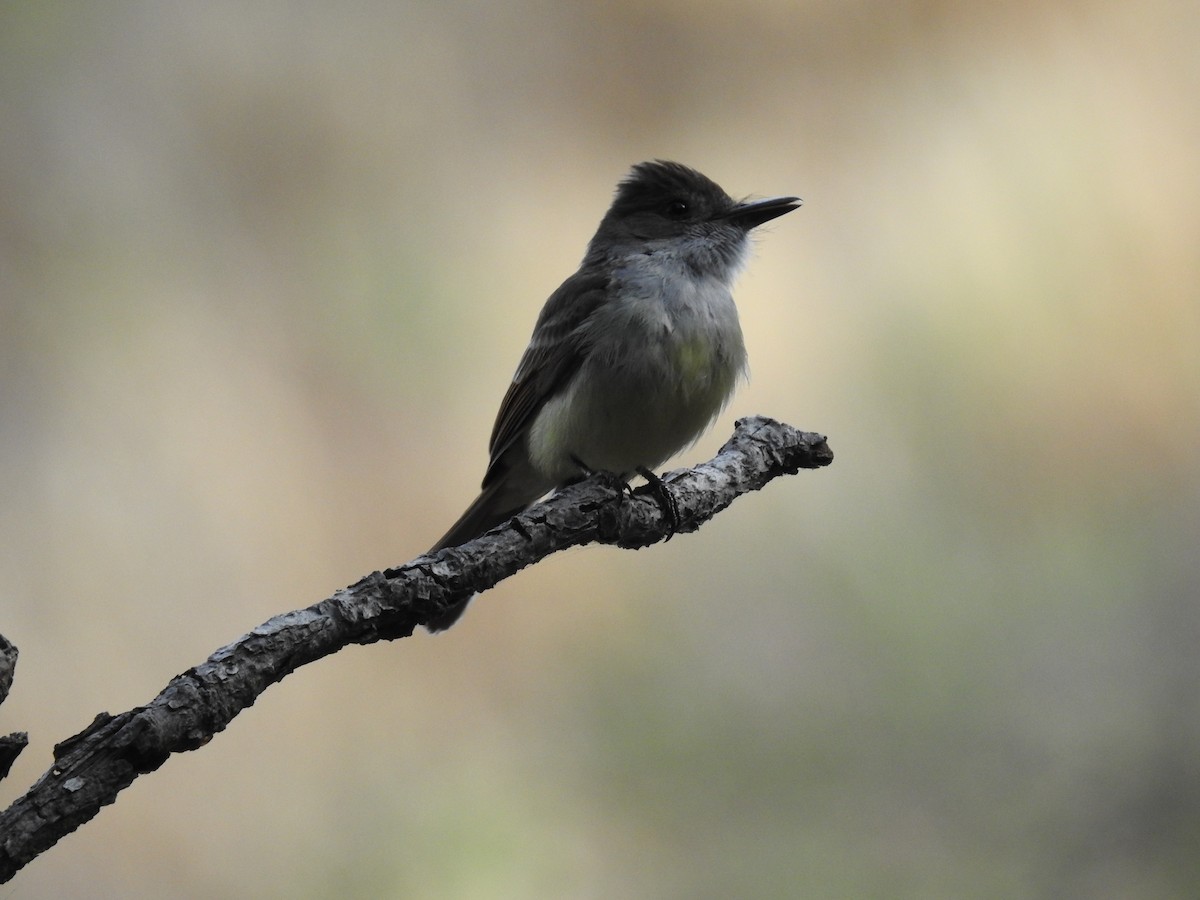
665,199,690,219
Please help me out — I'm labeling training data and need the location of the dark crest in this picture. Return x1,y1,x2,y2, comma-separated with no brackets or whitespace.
608,160,735,220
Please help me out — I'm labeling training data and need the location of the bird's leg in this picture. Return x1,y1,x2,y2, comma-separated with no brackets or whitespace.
569,456,677,539
566,453,593,485
567,454,633,494
636,466,680,541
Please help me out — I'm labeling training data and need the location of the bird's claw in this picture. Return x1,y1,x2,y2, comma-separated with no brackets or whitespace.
636,466,680,541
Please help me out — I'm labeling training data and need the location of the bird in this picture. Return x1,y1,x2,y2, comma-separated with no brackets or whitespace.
427,160,799,630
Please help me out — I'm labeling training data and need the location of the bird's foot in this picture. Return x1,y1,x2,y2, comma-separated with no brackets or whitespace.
636,466,680,541
569,456,677,540
568,454,632,494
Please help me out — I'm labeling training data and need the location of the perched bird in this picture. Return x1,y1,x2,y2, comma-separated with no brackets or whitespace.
428,161,799,629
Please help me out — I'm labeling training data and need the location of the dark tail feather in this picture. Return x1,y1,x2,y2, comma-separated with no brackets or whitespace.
430,480,529,553
425,480,533,631
423,595,475,633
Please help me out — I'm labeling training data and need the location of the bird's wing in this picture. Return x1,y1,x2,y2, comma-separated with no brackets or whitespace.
482,269,610,487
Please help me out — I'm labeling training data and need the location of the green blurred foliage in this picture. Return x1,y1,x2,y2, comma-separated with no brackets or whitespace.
1,1,1198,897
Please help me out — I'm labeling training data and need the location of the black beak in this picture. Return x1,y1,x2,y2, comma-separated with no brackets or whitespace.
723,195,802,230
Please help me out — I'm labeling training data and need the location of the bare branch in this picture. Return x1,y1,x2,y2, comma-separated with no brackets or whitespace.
0,634,16,709
0,634,27,782
0,416,831,881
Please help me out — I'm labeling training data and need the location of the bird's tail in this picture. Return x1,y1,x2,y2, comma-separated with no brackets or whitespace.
425,471,547,631
430,479,530,554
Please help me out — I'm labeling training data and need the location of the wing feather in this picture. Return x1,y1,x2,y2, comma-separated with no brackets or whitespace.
482,270,610,486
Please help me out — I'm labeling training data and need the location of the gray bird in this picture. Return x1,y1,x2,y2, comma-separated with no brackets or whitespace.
428,161,799,629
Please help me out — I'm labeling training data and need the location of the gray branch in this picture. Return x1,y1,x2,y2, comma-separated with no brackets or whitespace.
0,416,832,882
0,634,27,782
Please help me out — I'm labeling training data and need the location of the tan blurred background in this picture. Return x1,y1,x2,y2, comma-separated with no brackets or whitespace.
2,1,1198,897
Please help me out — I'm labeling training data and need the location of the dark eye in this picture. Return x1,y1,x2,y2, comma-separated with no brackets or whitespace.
665,198,690,219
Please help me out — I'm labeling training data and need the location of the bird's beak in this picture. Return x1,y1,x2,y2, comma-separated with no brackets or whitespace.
723,195,802,229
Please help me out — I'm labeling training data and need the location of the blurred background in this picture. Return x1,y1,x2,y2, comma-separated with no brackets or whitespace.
1,1,1198,897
